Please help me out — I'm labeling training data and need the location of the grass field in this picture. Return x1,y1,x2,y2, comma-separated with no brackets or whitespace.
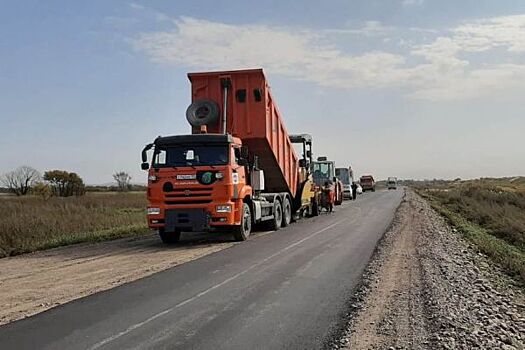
417,178,525,284
0,192,149,258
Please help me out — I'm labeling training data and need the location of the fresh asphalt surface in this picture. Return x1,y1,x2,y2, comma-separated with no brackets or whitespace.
0,189,404,350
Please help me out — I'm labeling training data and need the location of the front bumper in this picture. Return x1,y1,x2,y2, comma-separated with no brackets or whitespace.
165,208,210,232
147,202,238,231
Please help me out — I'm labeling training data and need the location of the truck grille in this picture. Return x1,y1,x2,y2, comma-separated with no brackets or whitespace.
164,187,213,205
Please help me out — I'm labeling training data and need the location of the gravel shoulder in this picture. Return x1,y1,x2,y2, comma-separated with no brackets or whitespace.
0,232,235,325
332,189,525,350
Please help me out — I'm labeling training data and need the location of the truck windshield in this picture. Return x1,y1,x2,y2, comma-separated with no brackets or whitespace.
153,145,229,167
312,162,333,184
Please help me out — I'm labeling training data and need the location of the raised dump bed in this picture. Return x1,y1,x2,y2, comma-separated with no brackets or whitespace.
188,69,299,197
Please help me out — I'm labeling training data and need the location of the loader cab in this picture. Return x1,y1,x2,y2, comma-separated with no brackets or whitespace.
290,134,313,183
312,157,336,186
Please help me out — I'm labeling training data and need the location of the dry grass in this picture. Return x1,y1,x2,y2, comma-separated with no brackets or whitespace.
0,193,149,257
428,183,525,250
417,180,525,284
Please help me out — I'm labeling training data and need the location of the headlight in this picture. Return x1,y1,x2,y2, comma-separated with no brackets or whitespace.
147,207,161,215
216,205,232,213
215,172,224,179
148,175,157,182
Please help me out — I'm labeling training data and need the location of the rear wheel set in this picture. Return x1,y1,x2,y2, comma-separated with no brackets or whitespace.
268,200,283,231
282,197,292,227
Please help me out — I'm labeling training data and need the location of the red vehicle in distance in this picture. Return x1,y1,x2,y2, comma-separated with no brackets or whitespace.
359,175,376,192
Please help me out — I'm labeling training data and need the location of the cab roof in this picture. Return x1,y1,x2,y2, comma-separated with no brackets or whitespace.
154,134,234,146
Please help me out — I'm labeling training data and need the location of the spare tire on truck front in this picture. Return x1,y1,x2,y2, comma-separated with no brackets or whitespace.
186,99,220,127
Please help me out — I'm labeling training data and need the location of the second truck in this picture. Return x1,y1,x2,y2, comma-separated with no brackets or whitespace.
141,69,319,243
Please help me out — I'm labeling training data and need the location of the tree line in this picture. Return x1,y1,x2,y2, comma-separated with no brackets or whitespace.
0,166,134,198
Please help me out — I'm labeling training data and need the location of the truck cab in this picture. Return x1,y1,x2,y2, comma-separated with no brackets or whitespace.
387,177,397,190
143,134,252,242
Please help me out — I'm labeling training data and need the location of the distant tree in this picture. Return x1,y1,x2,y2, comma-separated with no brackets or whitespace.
32,182,53,200
113,171,132,191
43,170,86,197
0,166,40,196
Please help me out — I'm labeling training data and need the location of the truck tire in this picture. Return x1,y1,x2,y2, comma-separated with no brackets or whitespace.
282,196,292,227
268,200,282,231
335,183,343,205
311,198,320,217
233,203,252,241
159,228,181,244
186,99,220,127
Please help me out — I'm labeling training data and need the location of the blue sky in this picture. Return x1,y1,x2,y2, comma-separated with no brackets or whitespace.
1,0,525,184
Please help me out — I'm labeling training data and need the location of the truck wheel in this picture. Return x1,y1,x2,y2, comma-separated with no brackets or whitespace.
335,185,343,205
233,203,252,241
159,228,181,244
268,200,282,231
282,196,292,227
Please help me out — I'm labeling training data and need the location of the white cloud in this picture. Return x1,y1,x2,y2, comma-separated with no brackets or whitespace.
133,15,525,101
407,64,525,100
325,21,395,37
402,0,424,6
405,14,525,99
134,17,406,89
452,14,525,52
129,3,145,10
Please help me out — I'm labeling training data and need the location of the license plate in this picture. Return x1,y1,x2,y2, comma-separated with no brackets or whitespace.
176,174,196,180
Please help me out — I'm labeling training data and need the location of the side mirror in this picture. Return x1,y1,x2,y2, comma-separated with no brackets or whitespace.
141,143,154,164
306,150,312,159
141,162,149,170
238,158,247,166
333,177,337,182
241,146,249,159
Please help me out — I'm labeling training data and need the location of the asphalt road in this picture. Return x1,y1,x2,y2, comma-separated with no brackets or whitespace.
0,189,404,350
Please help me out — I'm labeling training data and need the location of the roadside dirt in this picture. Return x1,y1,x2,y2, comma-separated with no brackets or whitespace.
346,192,430,349
0,232,234,325
331,189,525,350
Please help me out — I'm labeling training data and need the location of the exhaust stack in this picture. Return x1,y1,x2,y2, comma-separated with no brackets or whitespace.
220,77,232,135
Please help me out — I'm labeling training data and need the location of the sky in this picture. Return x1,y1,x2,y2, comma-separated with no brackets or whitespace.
1,0,525,184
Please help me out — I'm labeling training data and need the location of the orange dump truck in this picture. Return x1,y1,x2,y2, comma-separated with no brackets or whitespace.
141,69,317,243
360,175,376,192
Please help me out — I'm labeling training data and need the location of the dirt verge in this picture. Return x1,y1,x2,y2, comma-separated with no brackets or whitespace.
0,232,234,325
330,189,525,349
